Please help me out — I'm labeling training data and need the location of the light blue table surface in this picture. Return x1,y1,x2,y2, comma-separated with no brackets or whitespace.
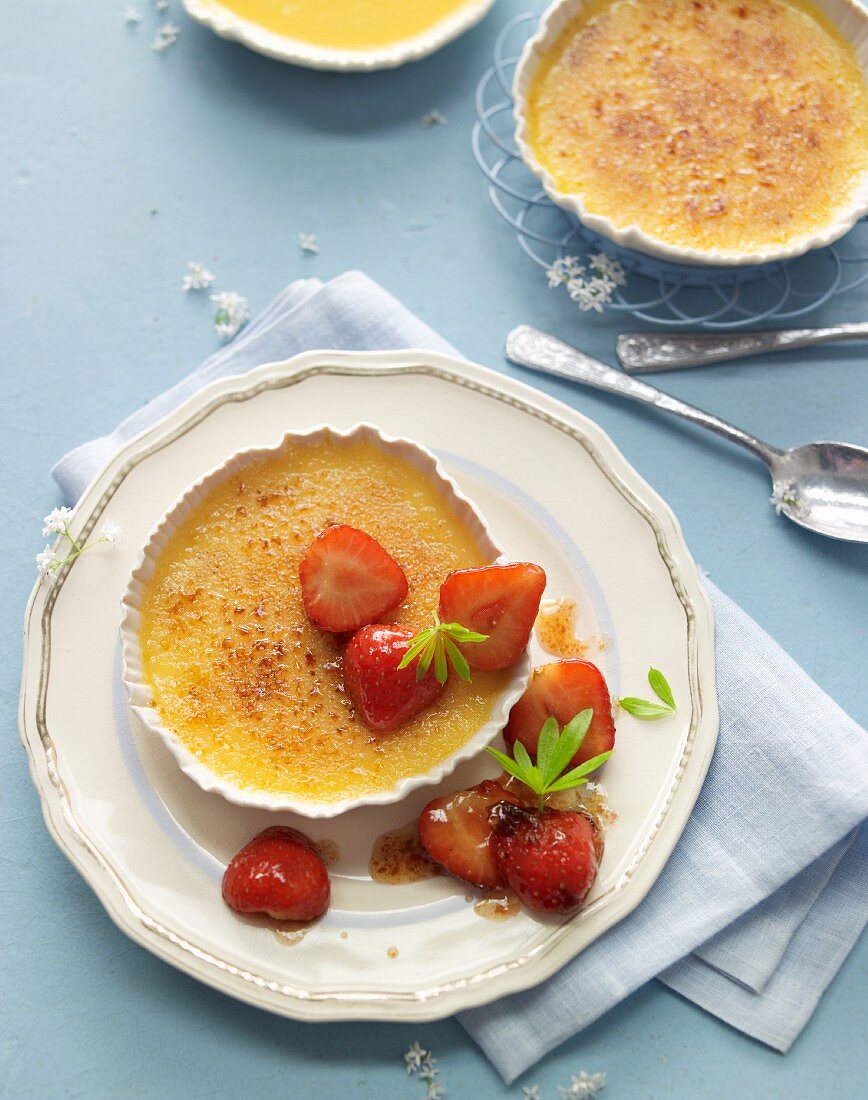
2,3,866,1098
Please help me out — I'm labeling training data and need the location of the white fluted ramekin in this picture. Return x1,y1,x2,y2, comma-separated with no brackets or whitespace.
182,0,497,71
120,423,531,818
513,0,868,267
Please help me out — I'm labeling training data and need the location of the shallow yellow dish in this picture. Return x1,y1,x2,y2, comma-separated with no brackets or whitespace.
183,0,497,70
211,0,480,51
515,0,868,264
121,425,531,817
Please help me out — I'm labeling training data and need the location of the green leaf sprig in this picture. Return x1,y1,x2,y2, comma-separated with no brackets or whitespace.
486,709,612,814
619,667,676,720
397,614,488,685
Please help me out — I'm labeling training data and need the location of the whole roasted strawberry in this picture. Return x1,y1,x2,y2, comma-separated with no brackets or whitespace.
490,803,603,914
344,625,443,732
222,826,330,921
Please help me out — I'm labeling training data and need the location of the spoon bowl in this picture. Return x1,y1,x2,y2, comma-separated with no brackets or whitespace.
770,442,868,542
505,326,868,544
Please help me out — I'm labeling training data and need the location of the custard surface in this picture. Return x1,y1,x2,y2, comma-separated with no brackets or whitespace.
526,0,868,253
212,0,477,50
138,438,507,802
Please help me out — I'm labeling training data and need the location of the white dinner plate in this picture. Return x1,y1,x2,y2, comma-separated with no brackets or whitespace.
19,349,717,1022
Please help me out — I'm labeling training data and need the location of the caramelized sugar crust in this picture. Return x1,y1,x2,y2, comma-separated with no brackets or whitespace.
139,438,508,801
526,0,868,252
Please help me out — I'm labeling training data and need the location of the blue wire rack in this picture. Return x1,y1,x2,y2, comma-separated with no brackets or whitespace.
472,13,868,329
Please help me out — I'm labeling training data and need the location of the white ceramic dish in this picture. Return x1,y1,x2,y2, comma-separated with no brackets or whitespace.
19,349,717,1021
182,0,497,71
120,422,530,818
513,0,868,267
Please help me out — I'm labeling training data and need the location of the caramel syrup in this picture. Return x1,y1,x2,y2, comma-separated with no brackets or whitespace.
272,920,310,947
313,838,340,868
369,821,441,885
535,599,588,658
473,890,520,921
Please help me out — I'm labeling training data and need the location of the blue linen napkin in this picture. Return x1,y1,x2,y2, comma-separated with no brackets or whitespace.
52,272,868,1083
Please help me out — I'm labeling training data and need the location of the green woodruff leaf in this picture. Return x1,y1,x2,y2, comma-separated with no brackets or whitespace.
397,615,488,685
619,667,677,720
486,708,612,814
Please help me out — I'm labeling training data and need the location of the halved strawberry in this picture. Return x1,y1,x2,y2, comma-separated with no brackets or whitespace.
222,826,330,921
344,625,443,733
438,562,546,670
418,780,522,888
490,803,602,914
504,659,616,767
299,524,408,633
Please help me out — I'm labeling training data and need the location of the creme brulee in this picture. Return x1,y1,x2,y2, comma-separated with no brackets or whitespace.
211,0,477,50
524,0,868,254
138,437,508,802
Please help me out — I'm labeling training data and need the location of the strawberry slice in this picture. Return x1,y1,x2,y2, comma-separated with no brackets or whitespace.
222,826,330,921
490,803,603,914
504,659,616,767
418,780,523,888
299,524,408,633
344,625,443,732
438,562,546,670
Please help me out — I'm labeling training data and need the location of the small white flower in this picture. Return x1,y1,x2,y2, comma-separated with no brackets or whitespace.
421,110,448,128
404,1041,427,1074
592,273,617,296
211,291,250,340
402,1038,426,1073
548,254,623,313
42,506,73,538
182,261,216,292
546,255,586,287
770,483,803,517
566,278,602,313
421,1058,438,1078
123,5,142,23
423,1083,444,1100
588,252,627,286
523,1087,542,1100
36,545,58,578
99,520,121,545
558,1071,606,1099
299,232,319,254
152,22,180,52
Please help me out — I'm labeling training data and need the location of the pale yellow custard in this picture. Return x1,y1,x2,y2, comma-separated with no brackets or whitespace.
525,0,868,253
138,437,508,802
212,0,477,50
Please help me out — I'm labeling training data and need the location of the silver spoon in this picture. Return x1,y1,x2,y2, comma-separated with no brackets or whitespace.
506,325,868,543
617,323,868,373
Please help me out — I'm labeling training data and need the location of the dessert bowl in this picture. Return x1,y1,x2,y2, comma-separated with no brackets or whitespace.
181,0,497,71
120,423,532,818
513,0,868,267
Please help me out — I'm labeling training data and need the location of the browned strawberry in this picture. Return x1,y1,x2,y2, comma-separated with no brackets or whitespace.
222,826,330,921
504,660,616,768
490,803,602,914
299,524,408,633
418,780,523,888
344,625,443,733
438,562,546,670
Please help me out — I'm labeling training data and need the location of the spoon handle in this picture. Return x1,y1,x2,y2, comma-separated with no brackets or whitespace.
505,325,780,465
617,323,868,372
